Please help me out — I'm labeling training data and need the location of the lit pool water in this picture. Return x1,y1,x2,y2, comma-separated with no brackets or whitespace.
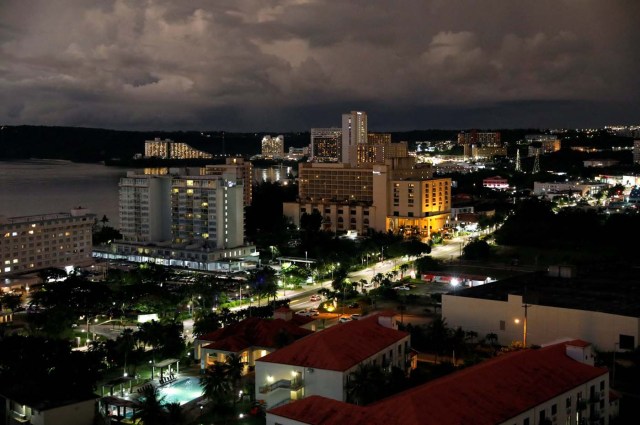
158,377,203,405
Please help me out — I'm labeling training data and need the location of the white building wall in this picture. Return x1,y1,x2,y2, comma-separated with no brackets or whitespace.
27,399,96,425
442,293,640,351
255,361,344,409
499,375,609,425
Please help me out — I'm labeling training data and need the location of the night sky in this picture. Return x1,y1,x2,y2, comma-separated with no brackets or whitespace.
1,0,639,131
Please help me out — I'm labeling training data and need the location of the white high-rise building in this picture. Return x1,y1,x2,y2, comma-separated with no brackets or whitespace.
341,111,367,163
119,173,172,242
110,170,253,271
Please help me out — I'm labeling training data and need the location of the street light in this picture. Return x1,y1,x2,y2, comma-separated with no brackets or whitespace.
81,315,99,347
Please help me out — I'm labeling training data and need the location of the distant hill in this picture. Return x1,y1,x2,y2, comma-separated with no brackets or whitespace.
0,126,310,162
2,125,624,163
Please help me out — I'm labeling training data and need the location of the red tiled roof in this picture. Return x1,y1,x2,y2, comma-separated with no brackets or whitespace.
257,314,408,371
269,340,608,425
198,317,313,353
269,396,368,425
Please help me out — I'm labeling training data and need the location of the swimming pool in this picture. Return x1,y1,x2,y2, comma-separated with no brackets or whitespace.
158,377,203,405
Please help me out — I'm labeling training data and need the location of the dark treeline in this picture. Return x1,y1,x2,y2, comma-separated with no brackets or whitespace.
1,125,564,163
495,198,640,263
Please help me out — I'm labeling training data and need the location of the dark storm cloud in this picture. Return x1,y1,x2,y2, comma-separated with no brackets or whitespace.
1,0,639,131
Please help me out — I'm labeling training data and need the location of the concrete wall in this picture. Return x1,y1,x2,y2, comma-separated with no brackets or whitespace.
255,362,344,409
442,293,640,351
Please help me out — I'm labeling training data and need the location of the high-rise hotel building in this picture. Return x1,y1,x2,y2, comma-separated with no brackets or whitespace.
342,111,367,164
109,169,253,271
0,208,94,277
284,158,450,238
310,128,342,162
261,135,285,158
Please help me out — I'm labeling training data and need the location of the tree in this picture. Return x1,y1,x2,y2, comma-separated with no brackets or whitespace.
224,354,245,406
134,384,167,425
345,363,386,405
462,240,491,260
300,210,323,234
0,293,22,312
165,402,185,425
201,362,232,408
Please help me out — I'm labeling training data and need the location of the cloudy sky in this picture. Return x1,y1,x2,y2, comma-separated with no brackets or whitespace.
1,0,639,131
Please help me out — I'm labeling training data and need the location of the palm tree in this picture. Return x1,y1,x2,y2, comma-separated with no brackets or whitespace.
200,362,232,408
164,402,185,425
134,385,167,425
224,354,245,405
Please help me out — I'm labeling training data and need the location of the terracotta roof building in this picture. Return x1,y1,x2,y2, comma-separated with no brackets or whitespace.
267,340,611,425
194,315,313,374
255,312,412,409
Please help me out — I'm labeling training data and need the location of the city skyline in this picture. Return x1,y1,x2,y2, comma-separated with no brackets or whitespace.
1,1,640,131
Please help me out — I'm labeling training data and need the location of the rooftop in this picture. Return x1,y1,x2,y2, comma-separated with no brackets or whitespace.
257,313,408,371
455,268,640,317
198,317,313,353
269,340,607,425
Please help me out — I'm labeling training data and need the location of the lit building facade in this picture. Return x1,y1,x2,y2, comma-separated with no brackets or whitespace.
633,140,640,164
284,159,449,238
384,178,451,239
203,157,253,206
352,142,408,166
170,176,244,248
118,173,172,242
0,208,94,277
262,135,285,158
144,138,213,159
341,111,367,164
526,134,562,156
310,128,342,162
112,170,253,271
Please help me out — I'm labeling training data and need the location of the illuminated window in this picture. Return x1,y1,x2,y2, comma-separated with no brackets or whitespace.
187,180,194,186
187,189,194,195
4,267,10,272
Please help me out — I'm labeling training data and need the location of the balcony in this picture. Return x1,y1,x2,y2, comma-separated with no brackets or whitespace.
259,377,304,394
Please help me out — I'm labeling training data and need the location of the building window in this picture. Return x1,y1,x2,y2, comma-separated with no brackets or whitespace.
523,419,529,425
551,404,557,415
499,320,505,331
620,334,635,350
600,380,604,391
566,396,571,408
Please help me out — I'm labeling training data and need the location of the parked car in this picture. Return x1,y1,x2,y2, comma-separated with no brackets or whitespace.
338,316,352,323
393,285,410,291
295,309,311,316
350,314,361,320
309,294,321,302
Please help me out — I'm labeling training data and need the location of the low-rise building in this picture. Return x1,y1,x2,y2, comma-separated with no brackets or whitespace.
442,269,640,351
266,340,611,425
255,312,412,409
1,393,98,425
0,208,94,277
194,311,314,374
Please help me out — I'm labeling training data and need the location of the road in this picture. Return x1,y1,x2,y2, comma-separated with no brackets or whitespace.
85,238,470,343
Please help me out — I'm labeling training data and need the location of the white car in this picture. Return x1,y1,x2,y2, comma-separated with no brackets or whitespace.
295,309,311,316
394,285,410,291
338,316,352,323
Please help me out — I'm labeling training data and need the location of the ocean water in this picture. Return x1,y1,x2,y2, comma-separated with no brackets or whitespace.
0,160,130,227
0,160,293,229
